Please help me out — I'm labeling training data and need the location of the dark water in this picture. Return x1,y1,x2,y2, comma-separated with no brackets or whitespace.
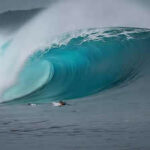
1,80,150,150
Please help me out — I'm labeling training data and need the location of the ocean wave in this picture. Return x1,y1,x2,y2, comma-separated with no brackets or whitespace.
1,27,150,103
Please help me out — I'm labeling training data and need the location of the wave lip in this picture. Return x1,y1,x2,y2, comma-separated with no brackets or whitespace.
2,27,150,103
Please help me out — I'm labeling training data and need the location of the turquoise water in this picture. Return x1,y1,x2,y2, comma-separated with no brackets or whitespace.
2,27,150,103
1,27,150,150
1,0,150,148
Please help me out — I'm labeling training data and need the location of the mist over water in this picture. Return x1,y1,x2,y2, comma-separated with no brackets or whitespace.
0,0,150,102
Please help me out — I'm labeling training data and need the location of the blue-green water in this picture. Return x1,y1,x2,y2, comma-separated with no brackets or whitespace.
1,27,150,150
2,27,150,104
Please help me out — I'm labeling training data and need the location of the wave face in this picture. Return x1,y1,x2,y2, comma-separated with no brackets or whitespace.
1,27,150,103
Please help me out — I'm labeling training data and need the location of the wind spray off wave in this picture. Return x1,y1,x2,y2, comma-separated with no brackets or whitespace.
1,27,150,103
0,0,150,103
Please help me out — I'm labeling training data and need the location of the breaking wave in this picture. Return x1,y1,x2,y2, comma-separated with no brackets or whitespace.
1,27,150,103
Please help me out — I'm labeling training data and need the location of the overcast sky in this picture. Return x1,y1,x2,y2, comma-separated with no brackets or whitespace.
0,0,149,13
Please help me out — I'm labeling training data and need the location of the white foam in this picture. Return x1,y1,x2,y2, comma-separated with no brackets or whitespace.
0,0,150,102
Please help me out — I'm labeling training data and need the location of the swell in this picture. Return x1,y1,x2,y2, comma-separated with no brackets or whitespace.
2,27,150,103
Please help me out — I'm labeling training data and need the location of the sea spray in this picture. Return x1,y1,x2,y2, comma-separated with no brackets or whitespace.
0,0,150,102
2,27,150,103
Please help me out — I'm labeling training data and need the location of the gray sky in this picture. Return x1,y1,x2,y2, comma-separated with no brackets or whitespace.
0,0,149,13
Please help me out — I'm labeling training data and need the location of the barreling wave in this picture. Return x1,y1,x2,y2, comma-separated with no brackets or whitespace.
1,27,150,103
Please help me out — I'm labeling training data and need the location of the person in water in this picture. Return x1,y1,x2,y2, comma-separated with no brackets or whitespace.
58,101,66,106
52,100,68,106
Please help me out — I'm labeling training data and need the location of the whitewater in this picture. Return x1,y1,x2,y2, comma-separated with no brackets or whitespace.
0,0,150,149
0,0,150,103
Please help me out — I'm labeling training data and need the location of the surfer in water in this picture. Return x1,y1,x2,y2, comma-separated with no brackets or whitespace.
59,101,66,106
52,101,67,107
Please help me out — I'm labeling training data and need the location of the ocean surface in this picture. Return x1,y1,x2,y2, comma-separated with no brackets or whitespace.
0,0,150,149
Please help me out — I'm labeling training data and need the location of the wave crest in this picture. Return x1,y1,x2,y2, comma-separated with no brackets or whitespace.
2,27,150,103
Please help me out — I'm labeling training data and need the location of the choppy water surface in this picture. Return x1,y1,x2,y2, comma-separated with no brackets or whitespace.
0,89,150,150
